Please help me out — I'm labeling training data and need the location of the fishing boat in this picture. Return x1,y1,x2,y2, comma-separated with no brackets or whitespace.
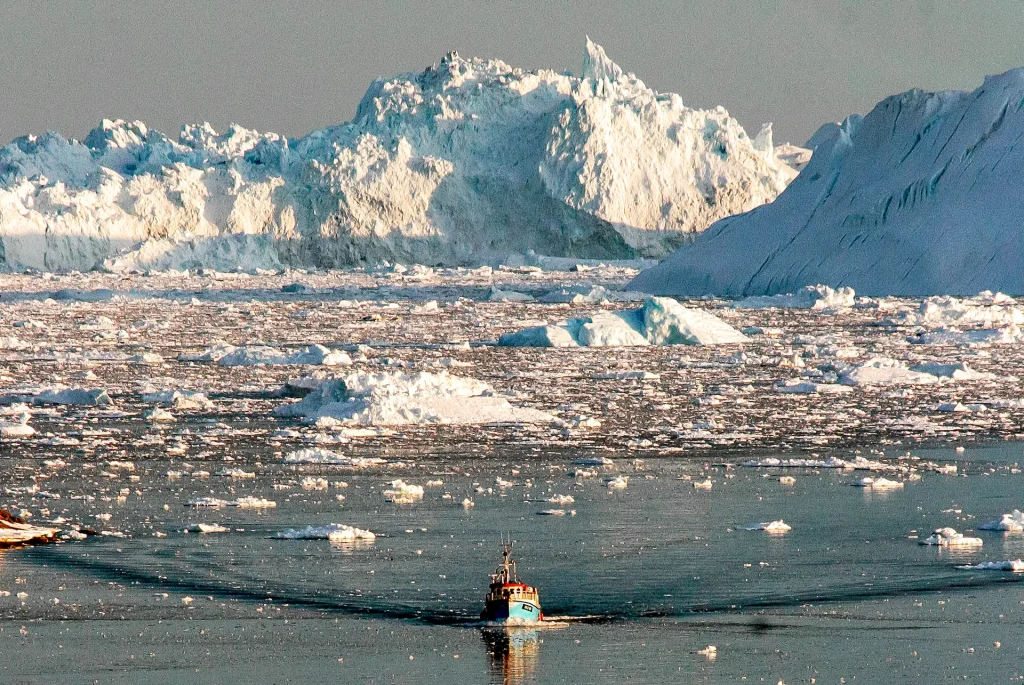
481,541,543,623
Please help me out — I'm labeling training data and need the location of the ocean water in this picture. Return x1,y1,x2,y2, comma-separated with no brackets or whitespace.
3,443,1024,683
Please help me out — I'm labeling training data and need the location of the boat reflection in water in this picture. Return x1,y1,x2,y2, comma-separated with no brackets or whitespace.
482,627,540,685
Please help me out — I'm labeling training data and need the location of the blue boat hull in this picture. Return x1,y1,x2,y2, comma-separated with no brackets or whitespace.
482,599,542,623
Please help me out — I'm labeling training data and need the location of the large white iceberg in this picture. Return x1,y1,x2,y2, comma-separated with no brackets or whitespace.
498,296,748,347
628,68,1024,297
0,40,798,272
273,370,554,425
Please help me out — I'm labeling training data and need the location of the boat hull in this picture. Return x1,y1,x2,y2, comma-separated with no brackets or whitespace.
481,599,542,623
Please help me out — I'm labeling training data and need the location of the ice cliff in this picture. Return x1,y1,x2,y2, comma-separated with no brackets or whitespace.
0,39,798,273
629,67,1024,298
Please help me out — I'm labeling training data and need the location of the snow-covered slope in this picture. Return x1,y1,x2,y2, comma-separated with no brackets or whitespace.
628,68,1024,298
0,40,800,273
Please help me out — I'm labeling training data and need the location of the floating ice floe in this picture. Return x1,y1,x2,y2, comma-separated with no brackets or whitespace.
32,386,112,406
592,370,660,381
487,288,535,303
731,285,856,310
0,510,59,546
573,457,614,467
282,448,385,468
274,524,376,542
839,357,940,387
216,344,352,367
499,297,747,348
935,402,987,413
0,413,35,438
920,528,983,547
537,285,643,304
185,523,229,534
383,480,424,504
274,371,554,425
958,560,1024,572
547,494,575,506
218,468,255,479
908,362,998,381
738,520,791,533
896,294,1024,329
140,389,214,410
908,326,1024,346
233,497,276,508
853,477,904,490
145,407,175,422
185,497,275,508
775,379,852,394
977,510,1024,532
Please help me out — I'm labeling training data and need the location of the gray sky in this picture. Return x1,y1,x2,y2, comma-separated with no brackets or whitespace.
2,1,1022,147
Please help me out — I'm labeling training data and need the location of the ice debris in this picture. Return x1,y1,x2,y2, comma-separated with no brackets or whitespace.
274,371,554,425
958,560,1024,572
853,477,904,490
0,510,59,546
498,297,747,348
737,520,791,533
33,387,112,406
920,528,983,547
839,357,940,387
383,480,425,504
274,524,376,542
732,285,855,310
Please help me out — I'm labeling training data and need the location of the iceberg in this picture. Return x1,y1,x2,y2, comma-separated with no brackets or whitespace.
498,297,747,348
732,285,856,310
977,510,1024,532
920,527,983,547
628,67,1024,298
0,40,798,273
273,370,554,425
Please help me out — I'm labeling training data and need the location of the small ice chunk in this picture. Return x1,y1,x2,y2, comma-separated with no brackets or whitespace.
977,510,1024,532
383,480,424,504
605,475,628,490
547,494,575,505
738,520,791,532
274,524,376,542
920,528,983,546
959,560,1024,572
854,477,904,490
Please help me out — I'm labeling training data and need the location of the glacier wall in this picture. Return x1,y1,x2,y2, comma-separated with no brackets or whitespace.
0,39,798,273
628,67,1024,298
